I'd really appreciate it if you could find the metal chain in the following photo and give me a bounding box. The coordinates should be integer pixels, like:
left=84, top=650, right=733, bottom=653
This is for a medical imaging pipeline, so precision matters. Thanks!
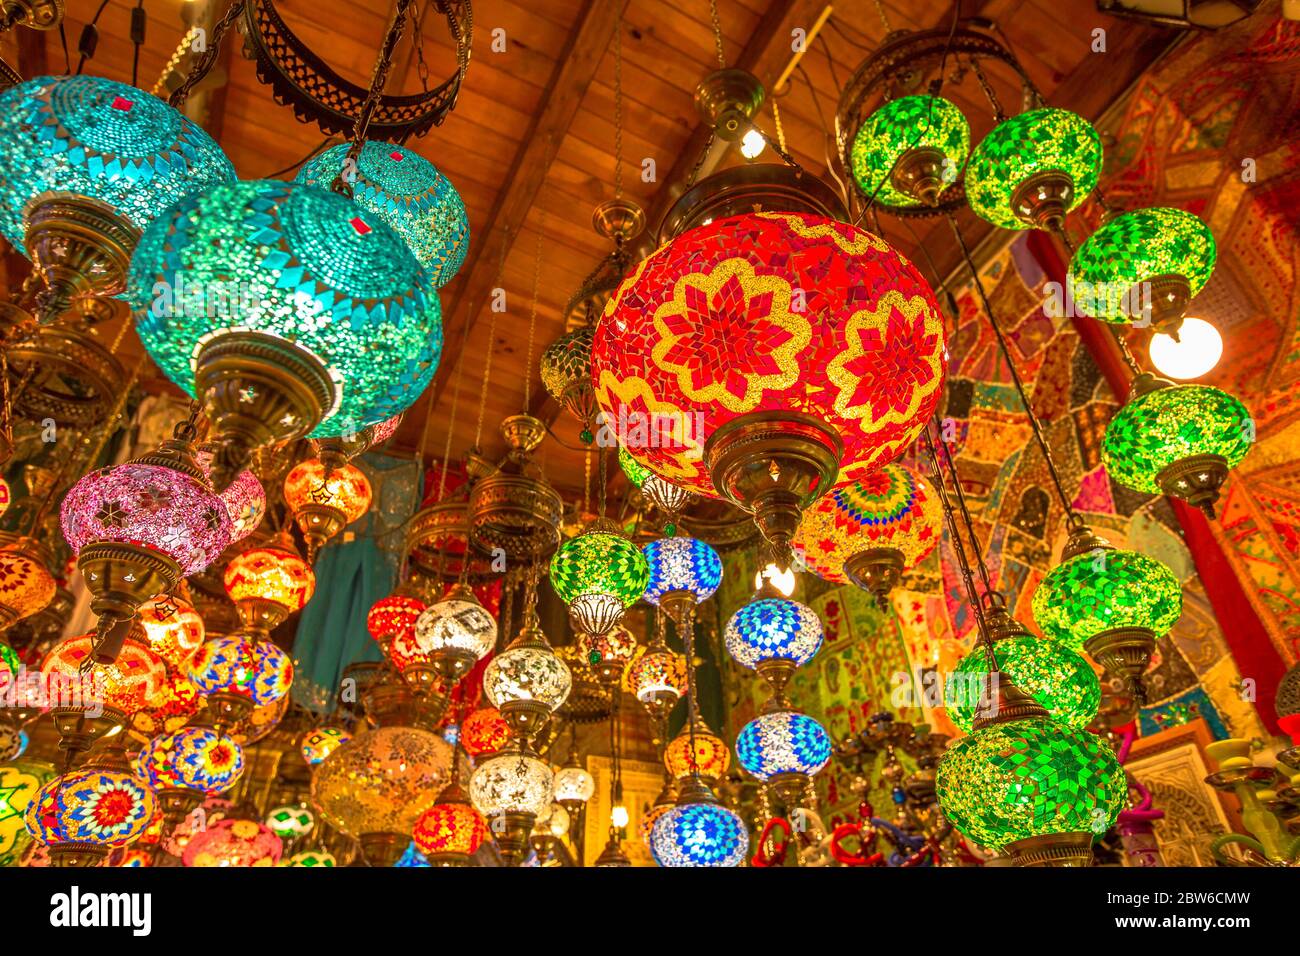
left=872, top=0, right=892, bottom=33
left=969, top=56, right=1007, bottom=124
left=522, top=226, right=543, bottom=411
left=410, top=0, right=431, bottom=93
left=473, top=237, right=511, bottom=449
left=707, top=0, right=726, bottom=67
left=168, top=0, right=245, bottom=109
left=1109, top=325, right=1143, bottom=379
left=931, top=413, right=996, bottom=599
left=771, top=97, right=787, bottom=154
left=613, top=6, right=624, bottom=199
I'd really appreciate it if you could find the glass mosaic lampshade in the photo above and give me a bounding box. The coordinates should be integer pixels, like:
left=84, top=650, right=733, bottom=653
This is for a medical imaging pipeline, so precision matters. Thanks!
left=25, top=757, right=159, bottom=865
left=412, top=585, right=497, bottom=679
left=626, top=643, right=688, bottom=709
left=138, top=593, right=205, bottom=669
left=540, top=326, right=597, bottom=435
left=1068, top=207, right=1216, bottom=329
left=42, top=631, right=167, bottom=719
left=642, top=536, right=723, bottom=607
left=944, top=635, right=1101, bottom=734
left=724, top=597, right=823, bottom=671
left=735, top=710, right=832, bottom=782
left=0, top=758, right=56, bottom=868
left=935, top=717, right=1126, bottom=861
left=619, top=444, right=653, bottom=488
left=266, top=804, right=315, bottom=841
left=649, top=799, right=748, bottom=868
left=286, top=850, right=336, bottom=867
left=0, top=75, right=235, bottom=318
left=129, top=179, right=444, bottom=483
left=592, top=211, right=947, bottom=501
left=0, top=535, right=56, bottom=632
left=218, top=470, right=266, bottom=545
left=300, top=726, right=351, bottom=766
left=553, top=765, right=596, bottom=805
left=129, top=668, right=201, bottom=740
left=483, top=631, right=572, bottom=723
left=850, top=94, right=970, bottom=208
left=664, top=724, right=732, bottom=783
left=367, top=590, right=426, bottom=646
left=965, top=108, right=1103, bottom=231
left=576, top=623, right=638, bottom=682
left=550, top=528, right=650, bottom=636
left=459, top=707, right=511, bottom=758
left=187, top=636, right=294, bottom=708
left=295, top=140, right=469, bottom=288
left=469, top=751, right=554, bottom=819
left=1102, top=378, right=1252, bottom=519
left=282, top=458, right=373, bottom=559
left=182, top=818, right=282, bottom=867
left=412, top=797, right=489, bottom=865
left=140, top=726, right=245, bottom=796
left=224, top=534, right=316, bottom=616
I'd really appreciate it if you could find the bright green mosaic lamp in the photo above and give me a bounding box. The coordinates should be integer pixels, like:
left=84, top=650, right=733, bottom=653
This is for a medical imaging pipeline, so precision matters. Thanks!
left=619, top=444, right=691, bottom=524
left=966, top=107, right=1102, bottom=231
left=550, top=522, right=650, bottom=637
left=1032, top=523, right=1182, bottom=705
left=1103, top=373, right=1253, bottom=519
left=619, top=445, right=652, bottom=489
left=849, top=94, right=970, bottom=209
left=945, top=603, right=1100, bottom=734
left=1069, top=207, right=1216, bottom=332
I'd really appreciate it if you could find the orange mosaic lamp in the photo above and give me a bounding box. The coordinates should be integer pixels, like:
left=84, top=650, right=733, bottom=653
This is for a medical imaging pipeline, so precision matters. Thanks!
left=223, top=530, right=315, bottom=641
left=663, top=722, right=731, bottom=785
left=0, top=534, right=56, bottom=634
left=282, top=457, right=372, bottom=561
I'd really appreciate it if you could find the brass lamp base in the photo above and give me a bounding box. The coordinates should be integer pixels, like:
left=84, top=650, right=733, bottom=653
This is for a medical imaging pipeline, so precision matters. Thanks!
left=77, top=541, right=182, bottom=664
left=24, top=192, right=140, bottom=324
left=693, top=68, right=765, bottom=141
left=1157, top=453, right=1229, bottom=520
left=891, top=146, right=948, bottom=206
left=705, top=410, right=843, bottom=558
left=155, top=787, right=204, bottom=827
left=844, top=547, right=905, bottom=609
left=1005, top=831, right=1095, bottom=867
left=1084, top=626, right=1157, bottom=706
left=638, top=690, right=681, bottom=725
left=1143, top=273, right=1192, bottom=335
left=1010, top=170, right=1077, bottom=232
left=755, top=658, right=796, bottom=705
left=194, top=331, right=335, bottom=490
left=593, top=835, right=632, bottom=867
left=570, top=593, right=625, bottom=638
left=592, top=197, right=646, bottom=244
left=659, top=163, right=848, bottom=244
left=432, top=646, right=479, bottom=685
left=234, top=597, right=291, bottom=642
left=295, top=502, right=348, bottom=562
left=358, top=831, right=409, bottom=868
left=49, top=842, right=111, bottom=868
left=427, top=851, right=472, bottom=867
left=500, top=699, right=552, bottom=743
left=495, top=811, right=537, bottom=865
left=767, top=771, right=808, bottom=811
left=49, top=706, right=126, bottom=767
left=203, top=691, right=256, bottom=732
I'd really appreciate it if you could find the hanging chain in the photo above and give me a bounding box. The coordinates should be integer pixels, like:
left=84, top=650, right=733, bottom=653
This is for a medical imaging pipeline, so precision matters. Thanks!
left=473, top=237, right=511, bottom=449
left=409, top=0, right=432, bottom=93
left=331, top=0, right=415, bottom=195
left=771, top=97, right=787, bottom=155
left=872, top=0, right=892, bottom=32
left=1109, top=325, right=1143, bottom=379
left=582, top=445, right=592, bottom=518
left=613, top=6, right=624, bottom=199
left=969, top=57, right=1007, bottom=124
left=434, top=350, right=465, bottom=505
left=522, top=226, right=543, bottom=411
left=168, top=0, right=244, bottom=109
left=931, top=415, right=997, bottom=599
left=707, top=0, right=726, bottom=68
left=597, top=445, right=608, bottom=519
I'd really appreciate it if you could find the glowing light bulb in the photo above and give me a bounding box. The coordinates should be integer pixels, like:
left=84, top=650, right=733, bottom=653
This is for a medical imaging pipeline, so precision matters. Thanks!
left=740, top=127, right=766, bottom=160
left=611, top=804, right=629, bottom=829
left=1149, top=317, right=1223, bottom=380
left=754, top=562, right=796, bottom=597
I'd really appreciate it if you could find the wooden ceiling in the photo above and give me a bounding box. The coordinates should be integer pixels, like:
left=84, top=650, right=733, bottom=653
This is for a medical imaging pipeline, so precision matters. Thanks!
left=1, top=0, right=1176, bottom=500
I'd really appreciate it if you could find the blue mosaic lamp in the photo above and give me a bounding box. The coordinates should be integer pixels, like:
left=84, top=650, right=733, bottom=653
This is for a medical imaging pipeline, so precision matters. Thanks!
left=735, top=710, right=832, bottom=808
left=295, top=141, right=469, bottom=289
left=642, top=534, right=723, bottom=633
left=129, top=179, right=443, bottom=486
left=649, top=785, right=749, bottom=868
left=0, top=75, right=234, bottom=322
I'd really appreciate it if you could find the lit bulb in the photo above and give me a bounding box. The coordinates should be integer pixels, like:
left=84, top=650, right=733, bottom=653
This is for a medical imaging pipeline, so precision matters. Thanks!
left=754, top=562, right=795, bottom=597
left=611, top=805, right=629, bottom=829
left=1149, top=316, right=1223, bottom=380
left=740, top=127, right=766, bottom=160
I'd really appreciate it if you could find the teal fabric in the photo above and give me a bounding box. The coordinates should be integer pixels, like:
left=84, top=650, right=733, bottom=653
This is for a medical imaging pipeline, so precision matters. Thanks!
left=290, top=450, right=421, bottom=713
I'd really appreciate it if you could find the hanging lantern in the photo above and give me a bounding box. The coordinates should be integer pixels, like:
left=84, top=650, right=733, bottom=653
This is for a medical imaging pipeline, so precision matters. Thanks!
left=553, top=760, right=596, bottom=813
left=541, top=325, right=599, bottom=439
left=468, top=415, right=563, bottom=563
left=218, top=470, right=267, bottom=546
left=619, top=445, right=691, bottom=521
left=311, top=726, right=454, bottom=867
left=129, top=668, right=202, bottom=741
left=550, top=523, right=649, bottom=638
left=24, top=743, right=158, bottom=867
left=0, top=534, right=56, bottom=633
left=1102, top=373, right=1252, bottom=519
left=137, top=593, right=206, bottom=670
left=367, top=584, right=426, bottom=654
left=182, top=818, right=282, bottom=867
left=129, top=180, right=444, bottom=486
left=576, top=622, right=638, bottom=684
left=296, top=140, right=468, bottom=288
left=663, top=723, right=731, bottom=785
left=187, top=636, right=294, bottom=725
left=266, top=805, right=315, bottom=842
left=626, top=640, right=688, bottom=722
left=850, top=94, right=970, bottom=208
left=1031, top=524, right=1181, bottom=703
left=60, top=417, right=232, bottom=663
left=285, top=850, right=336, bottom=867
left=300, top=726, right=351, bottom=766
left=468, top=748, right=554, bottom=865
left=641, top=535, right=722, bottom=633
left=593, top=210, right=947, bottom=554
left=412, top=583, right=497, bottom=685
left=0, top=75, right=234, bottom=323
left=965, top=108, right=1103, bottom=231
left=282, top=458, right=373, bottom=560
left=793, top=464, right=942, bottom=605
left=460, top=707, right=511, bottom=759
left=1068, top=207, right=1216, bottom=334
left=222, top=531, right=315, bottom=640
left=735, top=710, right=832, bottom=806
left=412, top=777, right=489, bottom=867
left=482, top=618, right=571, bottom=741
left=139, top=727, right=244, bottom=825
left=649, top=783, right=748, bottom=868
left=724, top=597, right=824, bottom=693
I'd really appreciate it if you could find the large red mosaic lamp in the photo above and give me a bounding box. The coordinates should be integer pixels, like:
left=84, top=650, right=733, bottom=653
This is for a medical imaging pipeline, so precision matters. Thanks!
left=592, top=165, right=947, bottom=560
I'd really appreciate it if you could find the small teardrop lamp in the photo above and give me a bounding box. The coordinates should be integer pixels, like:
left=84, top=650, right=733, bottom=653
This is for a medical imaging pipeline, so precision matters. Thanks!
left=282, top=457, right=373, bottom=561
left=60, top=410, right=232, bottom=664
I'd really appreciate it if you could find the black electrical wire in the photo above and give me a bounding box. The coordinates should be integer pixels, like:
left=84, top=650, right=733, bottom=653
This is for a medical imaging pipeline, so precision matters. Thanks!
left=74, top=0, right=114, bottom=76
left=130, top=1, right=146, bottom=88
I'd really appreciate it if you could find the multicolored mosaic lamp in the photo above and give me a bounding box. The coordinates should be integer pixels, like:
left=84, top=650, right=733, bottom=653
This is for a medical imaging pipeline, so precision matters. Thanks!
left=724, top=596, right=823, bottom=698
left=576, top=622, right=638, bottom=684
left=793, top=463, right=941, bottom=606
left=182, top=817, right=282, bottom=868
left=460, top=707, right=511, bottom=759
left=0, top=75, right=235, bottom=323
left=1102, top=373, right=1253, bottom=519
left=592, top=211, right=947, bottom=554
left=140, top=726, right=244, bottom=824
left=965, top=108, right=1103, bottom=231
left=412, top=764, right=489, bottom=867
left=137, top=592, right=205, bottom=670
left=61, top=414, right=232, bottom=664
left=0, top=534, right=56, bottom=633
left=541, top=326, right=598, bottom=440
left=1031, top=523, right=1182, bottom=704
left=649, top=788, right=749, bottom=868
left=1068, top=207, right=1216, bottom=333
left=641, top=534, right=722, bottom=633
left=619, top=443, right=693, bottom=523
left=0, top=758, right=56, bottom=868
left=367, top=584, right=426, bottom=654
left=266, top=804, right=315, bottom=842
left=626, top=631, right=689, bottom=723
left=296, top=140, right=468, bottom=288
left=300, top=726, right=351, bottom=766
left=129, top=179, right=444, bottom=486
left=187, top=636, right=294, bottom=725
left=735, top=709, right=832, bottom=805
left=282, top=457, right=373, bottom=560
left=550, top=524, right=650, bottom=637
left=483, top=616, right=571, bottom=742
left=850, top=94, right=970, bottom=208
left=222, top=531, right=315, bottom=642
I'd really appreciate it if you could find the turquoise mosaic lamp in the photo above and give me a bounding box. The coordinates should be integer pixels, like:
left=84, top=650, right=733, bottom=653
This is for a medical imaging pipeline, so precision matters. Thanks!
left=296, top=141, right=469, bottom=289
left=0, top=75, right=234, bottom=322
left=1103, top=373, right=1253, bottom=519
left=850, top=94, right=970, bottom=208
left=966, top=107, right=1102, bottom=231
left=129, top=179, right=443, bottom=486
left=1068, top=207, right=1216, bottom=333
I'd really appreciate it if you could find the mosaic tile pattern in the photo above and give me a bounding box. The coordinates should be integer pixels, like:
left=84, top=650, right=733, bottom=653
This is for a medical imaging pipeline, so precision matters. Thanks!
left=850, top=94, right=970, bottom=207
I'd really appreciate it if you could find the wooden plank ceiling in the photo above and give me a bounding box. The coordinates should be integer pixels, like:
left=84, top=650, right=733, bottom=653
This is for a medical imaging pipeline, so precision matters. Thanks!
left=3, top=0, right=1172, bottom=501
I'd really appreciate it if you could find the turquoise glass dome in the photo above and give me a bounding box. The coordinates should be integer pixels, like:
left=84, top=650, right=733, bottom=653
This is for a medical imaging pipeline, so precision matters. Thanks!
left=129, top=179, right=443, bottom=438
left=0, top=75, right=234, bottom=251
left=296, top=141, right=469, bottom=289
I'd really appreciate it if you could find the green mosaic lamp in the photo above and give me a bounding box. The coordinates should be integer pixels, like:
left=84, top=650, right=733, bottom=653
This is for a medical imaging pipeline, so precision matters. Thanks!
left=945, top=602, right=1100, bottom=734
left=549, top=521, right=650, bottom=637
left=1069, top=207, right=1216, bottom=333
left=1031, top=523, right=1182, bottom=704
left=0, top=75, right=235, bottom=323
left=1103, top=373, right=1253, bottom=519
left=619, top=445, right=692, bottom=524
left=849, top=94, right=970, bottom=208
left=965, top=107, right=1102, bottom=231
left=129, top=179, right=443, bottom=488
left=619, top=445, right=652, bottom=488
